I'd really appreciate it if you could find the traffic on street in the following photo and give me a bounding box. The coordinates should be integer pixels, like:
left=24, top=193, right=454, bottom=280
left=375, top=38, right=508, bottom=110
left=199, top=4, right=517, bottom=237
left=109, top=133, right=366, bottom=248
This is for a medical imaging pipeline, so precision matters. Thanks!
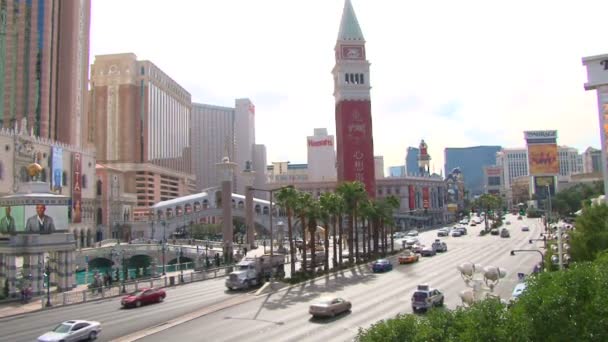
left=0, top=214, right=543, bottom=342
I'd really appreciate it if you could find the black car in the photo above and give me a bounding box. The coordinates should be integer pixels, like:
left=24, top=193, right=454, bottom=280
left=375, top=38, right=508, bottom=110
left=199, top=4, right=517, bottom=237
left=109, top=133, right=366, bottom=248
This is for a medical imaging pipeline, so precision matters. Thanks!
left=420, top=246, right=437, bottom=257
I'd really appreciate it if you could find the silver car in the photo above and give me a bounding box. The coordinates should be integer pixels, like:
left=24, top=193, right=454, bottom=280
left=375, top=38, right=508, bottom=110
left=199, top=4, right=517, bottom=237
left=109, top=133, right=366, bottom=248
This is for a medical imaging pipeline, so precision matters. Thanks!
left=309, top=297, right=352, bottom=317
left=38, top=320, right=101, bottom=342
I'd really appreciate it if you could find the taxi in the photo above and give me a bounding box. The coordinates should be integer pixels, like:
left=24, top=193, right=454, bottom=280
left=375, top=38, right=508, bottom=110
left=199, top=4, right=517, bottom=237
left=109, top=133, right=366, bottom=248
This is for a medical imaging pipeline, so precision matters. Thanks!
left=398, top=250, right=419, bottom=264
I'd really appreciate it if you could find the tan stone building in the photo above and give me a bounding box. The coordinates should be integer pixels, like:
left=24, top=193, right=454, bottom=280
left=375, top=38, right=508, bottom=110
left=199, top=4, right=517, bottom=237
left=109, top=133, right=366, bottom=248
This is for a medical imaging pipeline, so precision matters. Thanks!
left=0, top=0, right=91, bottom=148
left=89, top=53, right=196, bottom=220
left=0, top=127, right=97, bottom=248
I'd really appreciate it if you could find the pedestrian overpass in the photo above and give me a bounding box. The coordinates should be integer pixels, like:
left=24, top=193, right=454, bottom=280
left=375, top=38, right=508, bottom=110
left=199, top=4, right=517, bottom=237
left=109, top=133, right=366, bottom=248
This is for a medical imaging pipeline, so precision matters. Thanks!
left=114, top=187, right=288, bottom=241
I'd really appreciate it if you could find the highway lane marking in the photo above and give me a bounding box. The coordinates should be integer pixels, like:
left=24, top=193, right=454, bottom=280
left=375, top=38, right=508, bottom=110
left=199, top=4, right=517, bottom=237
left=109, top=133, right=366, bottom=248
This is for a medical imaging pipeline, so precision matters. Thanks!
left=109, top=293, right=260, bottom=342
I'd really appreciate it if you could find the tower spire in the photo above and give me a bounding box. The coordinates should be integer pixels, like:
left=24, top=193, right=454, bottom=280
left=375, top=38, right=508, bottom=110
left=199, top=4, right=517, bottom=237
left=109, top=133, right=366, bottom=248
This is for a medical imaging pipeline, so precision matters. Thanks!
left=337, top=0, right=365, bottom=42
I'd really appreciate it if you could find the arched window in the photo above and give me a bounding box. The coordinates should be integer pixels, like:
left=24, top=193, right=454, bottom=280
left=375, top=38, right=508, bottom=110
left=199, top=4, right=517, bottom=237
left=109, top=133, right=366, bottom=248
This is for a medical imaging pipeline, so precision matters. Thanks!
left=0, top=161, right=4, bottom=180
left=20, top=166, right=28, bottom=182
left=96, top=180, right=102, bottom=196
left=40, top=168, right=47, bottom=182
left=97, top=208, right=103, bottom=225
left=62, top=171, right=68, bottom=186
left=82, top=174, right=87, bottom=189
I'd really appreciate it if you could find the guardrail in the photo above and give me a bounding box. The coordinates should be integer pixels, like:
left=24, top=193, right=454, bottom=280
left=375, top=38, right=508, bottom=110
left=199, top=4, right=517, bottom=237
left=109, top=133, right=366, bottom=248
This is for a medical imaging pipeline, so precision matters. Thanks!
left=40, top=265, right=235, bottom=309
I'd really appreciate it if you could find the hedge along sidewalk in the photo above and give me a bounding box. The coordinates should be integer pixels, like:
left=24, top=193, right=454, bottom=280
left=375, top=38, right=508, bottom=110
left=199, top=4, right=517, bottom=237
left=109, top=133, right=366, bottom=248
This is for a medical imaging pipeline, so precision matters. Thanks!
left=0, top=265, right=234, bottom=319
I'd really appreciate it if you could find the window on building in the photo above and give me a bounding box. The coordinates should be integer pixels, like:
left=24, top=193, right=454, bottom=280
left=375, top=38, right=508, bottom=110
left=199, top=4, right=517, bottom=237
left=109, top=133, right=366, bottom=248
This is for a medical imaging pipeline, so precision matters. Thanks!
left=62, top=171, right=68, bottom=186
left=82, top=174, right=87, bottom=189
left=0, top=161, right=4, bottom=180
left=96, top=180, right=102, bottom=196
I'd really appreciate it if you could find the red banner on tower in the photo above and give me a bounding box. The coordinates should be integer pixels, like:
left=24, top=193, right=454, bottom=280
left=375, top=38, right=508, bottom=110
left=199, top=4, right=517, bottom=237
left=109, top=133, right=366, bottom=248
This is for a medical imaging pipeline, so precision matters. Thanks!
left=335, top=101, right=376, bottom=197
left=422, top=187, right=430, bottom=209
left=408, top=185, right=415, bottom=210
left=71, top=153, right=82, bottom=223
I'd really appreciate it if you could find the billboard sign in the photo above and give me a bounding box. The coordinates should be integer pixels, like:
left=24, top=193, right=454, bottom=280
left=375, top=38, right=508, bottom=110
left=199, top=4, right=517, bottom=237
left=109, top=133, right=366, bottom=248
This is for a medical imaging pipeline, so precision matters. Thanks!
left=52, top=147, right=63, bottom=191
left=307, top=138, right=333, bottom=147
left=408, top=185, right=415, bottom=210
left=0, top=204, right=68, bottom=236
left=524, top=130, right=558, bottom=140
left=72, top=153, right=82, bottom=223
left=528, top=143, right=559, bottom=175
left=422, top=187, right=430, bottom=209
left=600, top=86, right=608, bottom=184
left=534, top=176, right=556, bottom=203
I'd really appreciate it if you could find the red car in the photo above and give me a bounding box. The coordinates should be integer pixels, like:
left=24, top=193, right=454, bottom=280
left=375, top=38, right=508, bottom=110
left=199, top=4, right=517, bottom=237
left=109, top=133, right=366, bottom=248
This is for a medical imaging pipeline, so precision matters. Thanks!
left=121, top=288, right=166, bottom=308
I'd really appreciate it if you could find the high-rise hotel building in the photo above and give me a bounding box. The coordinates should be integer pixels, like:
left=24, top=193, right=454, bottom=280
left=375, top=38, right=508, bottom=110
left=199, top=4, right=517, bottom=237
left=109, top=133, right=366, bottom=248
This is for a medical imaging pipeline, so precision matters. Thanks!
left=0, top=0, right=91, bottom=147
left=89, top=53, right=195, bottom=220
left=191, top=99, right=266, bottom=196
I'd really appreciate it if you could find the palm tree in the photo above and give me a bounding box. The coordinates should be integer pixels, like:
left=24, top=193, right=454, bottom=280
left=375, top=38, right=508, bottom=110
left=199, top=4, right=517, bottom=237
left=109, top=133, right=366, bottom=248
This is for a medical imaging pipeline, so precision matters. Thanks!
left=472, top=194, right=503, bottom=231
left=358, top=199, right=374, bottom=260
left=275, top=186, right=298, bottom=276
left=305, top=199, right=322, bottom=273
left=383, top=196, right=400, bottom=253
left=319, top=192, right=339, bottom=271
left=336, top=181, right=367, bottom=264
left=294, top=191, right=313, bottom=273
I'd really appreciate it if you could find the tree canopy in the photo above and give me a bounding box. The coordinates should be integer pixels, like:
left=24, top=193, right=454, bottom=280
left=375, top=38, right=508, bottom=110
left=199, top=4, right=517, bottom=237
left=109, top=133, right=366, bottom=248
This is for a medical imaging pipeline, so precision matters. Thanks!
left=357, top=255, right=608, bottom=341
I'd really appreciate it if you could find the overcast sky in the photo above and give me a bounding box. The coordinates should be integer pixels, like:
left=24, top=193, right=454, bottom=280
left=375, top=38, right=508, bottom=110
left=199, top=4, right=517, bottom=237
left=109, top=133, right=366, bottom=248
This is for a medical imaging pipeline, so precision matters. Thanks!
left=90, top=0, right=607, bottom=175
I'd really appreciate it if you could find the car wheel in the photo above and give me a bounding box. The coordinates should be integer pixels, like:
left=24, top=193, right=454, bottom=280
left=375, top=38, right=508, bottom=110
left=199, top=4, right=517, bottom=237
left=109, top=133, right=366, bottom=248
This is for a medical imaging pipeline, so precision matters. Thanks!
left=157, top=295, right=164, bottom=303
left=439, top=298, right=444, bottom=306
left=89, top=331, right=98, bottom=340
left=135, top=300, right=142, bottom=308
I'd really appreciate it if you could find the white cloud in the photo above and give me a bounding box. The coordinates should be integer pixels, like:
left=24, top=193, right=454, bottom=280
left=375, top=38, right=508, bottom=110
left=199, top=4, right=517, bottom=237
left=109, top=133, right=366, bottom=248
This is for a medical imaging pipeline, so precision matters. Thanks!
left=90, top=0, right=607, bottom=175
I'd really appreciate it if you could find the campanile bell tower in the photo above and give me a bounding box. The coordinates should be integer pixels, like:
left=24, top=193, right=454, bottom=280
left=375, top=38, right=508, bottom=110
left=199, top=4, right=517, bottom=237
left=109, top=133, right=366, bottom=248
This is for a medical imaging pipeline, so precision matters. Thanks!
left=332, top=0, right=376, bottom=197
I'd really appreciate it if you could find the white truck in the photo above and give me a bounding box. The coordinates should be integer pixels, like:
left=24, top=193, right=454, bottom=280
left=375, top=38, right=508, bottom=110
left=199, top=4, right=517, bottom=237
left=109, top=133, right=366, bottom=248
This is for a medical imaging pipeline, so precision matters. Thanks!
left=225, top=254, right=286, bottom=290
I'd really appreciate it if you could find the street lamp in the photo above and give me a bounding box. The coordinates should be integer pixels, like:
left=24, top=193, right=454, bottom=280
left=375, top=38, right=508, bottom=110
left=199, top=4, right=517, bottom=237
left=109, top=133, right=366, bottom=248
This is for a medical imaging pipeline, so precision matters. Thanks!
left=510, top=249, right=545, bottom=272
left=44, top=256, right=54, bottom=307
left=529, top=236, right=547, bottom=249
left=457, top=262, right=507, bottom=306
left=112, top=248, right=127, bottom=293
left=178, top=247, right=184, bottom=283
left=162, top=220, right=166, bottom=276
left=249, top=185, right=293, bottom=257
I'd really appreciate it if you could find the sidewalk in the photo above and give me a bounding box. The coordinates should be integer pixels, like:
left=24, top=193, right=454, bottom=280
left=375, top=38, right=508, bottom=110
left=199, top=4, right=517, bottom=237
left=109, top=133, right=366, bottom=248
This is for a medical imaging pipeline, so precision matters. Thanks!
left=0, top=269, right=189, bottom=319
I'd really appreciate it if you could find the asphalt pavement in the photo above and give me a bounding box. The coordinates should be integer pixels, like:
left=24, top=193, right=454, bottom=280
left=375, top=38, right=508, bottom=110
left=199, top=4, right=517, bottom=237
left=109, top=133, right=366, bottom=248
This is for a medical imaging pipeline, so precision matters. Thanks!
left=141, top=215, right=544, bottom=342
left=1, top=214, right=543, bottom=342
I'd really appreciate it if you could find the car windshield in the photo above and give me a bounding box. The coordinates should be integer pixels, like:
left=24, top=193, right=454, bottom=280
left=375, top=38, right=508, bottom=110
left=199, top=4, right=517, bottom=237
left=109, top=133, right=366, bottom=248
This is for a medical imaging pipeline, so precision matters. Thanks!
left=131, top=290, right=145, bottom=296
left=413, top=292, right=428, bottom=301
left=376, top=259, right=388, bottom=264
left=53, top=323, right=72, bottom=333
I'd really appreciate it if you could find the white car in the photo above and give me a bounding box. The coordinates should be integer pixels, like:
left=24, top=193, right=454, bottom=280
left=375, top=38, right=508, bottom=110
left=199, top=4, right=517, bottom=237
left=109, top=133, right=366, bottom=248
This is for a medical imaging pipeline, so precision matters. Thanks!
left=38, top=320, right=101, bottom=342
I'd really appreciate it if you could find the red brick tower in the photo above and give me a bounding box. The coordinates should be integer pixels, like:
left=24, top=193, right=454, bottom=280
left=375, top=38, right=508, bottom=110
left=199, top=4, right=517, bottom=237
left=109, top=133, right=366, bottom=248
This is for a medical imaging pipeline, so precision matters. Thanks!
left=332, top=0, right=376, bottom=197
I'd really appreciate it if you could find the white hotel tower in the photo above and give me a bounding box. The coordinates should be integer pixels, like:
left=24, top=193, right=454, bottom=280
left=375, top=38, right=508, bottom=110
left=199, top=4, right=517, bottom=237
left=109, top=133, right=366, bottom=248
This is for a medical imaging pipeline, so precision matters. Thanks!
left=307, top=128, right=337, bottom=182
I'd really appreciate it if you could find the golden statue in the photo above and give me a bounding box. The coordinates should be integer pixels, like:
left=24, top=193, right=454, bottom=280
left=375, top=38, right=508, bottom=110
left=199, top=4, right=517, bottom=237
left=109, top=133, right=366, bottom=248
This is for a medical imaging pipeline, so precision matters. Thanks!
left=27, top=163, right=43, bottom=178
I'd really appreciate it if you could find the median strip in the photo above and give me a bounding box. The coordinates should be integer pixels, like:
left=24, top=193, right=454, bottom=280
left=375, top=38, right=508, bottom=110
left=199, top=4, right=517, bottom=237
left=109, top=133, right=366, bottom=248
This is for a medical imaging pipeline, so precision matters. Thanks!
left=110, top=294, right=259, bottom=342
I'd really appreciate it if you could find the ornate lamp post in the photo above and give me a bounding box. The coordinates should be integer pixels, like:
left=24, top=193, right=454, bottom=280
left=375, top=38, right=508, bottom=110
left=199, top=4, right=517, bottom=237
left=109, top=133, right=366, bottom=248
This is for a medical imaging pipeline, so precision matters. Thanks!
left=112, top=248, right=127, bottom=293
left=511, top=249, right=545, bottom=272
left=457, top=262, right=507, bottom=306
left=162, top=220, right=167, bottom=275
left=44, top=256, right=55, bottom=307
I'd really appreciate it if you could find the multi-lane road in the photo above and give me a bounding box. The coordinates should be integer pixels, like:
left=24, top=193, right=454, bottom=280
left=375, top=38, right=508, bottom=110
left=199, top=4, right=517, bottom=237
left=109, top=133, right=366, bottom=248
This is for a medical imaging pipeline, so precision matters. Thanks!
left=1, top=215, right=544, bottom=342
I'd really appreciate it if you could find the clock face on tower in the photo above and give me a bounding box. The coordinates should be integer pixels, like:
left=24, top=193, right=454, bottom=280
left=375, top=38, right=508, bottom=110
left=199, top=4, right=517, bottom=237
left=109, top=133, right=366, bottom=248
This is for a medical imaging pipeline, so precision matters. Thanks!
left=342, top=46, right=364, bottom=60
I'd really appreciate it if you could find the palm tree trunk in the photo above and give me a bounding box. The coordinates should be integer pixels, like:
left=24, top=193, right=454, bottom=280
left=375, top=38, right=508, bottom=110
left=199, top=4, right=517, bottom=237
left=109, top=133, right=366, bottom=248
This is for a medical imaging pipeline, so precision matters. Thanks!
left=390, top=224, right=394, bottom=253
left=354, top=208, right=359, bottom=263
left=348, top=214, right=354, bottom=264
left=361, top=216, right=366, bottom=259
left=373, top=219, right=379, bottom=258
left=300, top=215, right=307, bottom=273
left=287, top=209, right=295, bottom=276
left=332, top=215, right=337, bottom=268
left=367, top=219, right=372, bottom=259
left=324, top=219, right=330, bottom=271
left=338, top=215, right=343, bottom=266
left=309, top=220, right=316, bottom=274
